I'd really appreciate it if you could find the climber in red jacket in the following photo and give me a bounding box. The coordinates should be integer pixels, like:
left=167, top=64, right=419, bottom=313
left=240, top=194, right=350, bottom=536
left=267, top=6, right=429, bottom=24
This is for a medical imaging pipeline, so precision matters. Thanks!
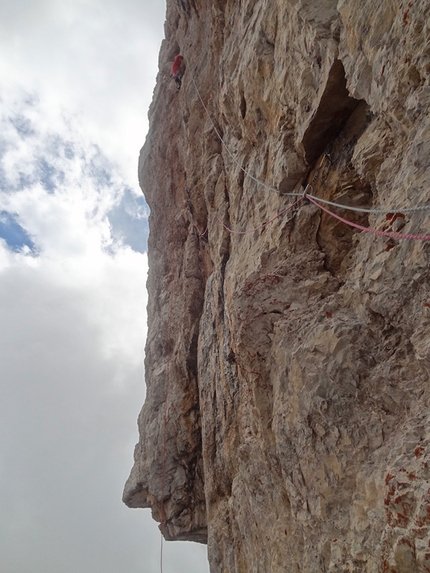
left=172, top=54, right=185, bottom=90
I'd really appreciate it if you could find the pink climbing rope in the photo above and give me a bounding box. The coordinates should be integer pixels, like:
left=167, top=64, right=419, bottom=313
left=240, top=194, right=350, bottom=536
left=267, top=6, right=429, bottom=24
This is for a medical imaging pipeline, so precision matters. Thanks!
left=217, top=197, right=304, bottom=235
left=307, top=195, right=430, bottom=241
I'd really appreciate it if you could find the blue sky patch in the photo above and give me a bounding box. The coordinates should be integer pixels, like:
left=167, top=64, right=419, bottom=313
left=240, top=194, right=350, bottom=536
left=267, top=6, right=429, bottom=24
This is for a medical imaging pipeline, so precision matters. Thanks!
left=9, top=113, right=37, bottom=139
left=37, top=157, right=63, bottom=192
left=107, top=188, right=149, bottom=254
left=85, top=146, right=113, bottom=187
left=0, top=211, right=37, bottom=254
left=63, top=142, right=75, bottom=160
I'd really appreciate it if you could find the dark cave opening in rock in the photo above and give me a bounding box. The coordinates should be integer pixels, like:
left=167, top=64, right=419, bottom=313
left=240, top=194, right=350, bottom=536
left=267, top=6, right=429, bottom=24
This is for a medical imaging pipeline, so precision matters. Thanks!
left=302, top=59, right=362, bottom=166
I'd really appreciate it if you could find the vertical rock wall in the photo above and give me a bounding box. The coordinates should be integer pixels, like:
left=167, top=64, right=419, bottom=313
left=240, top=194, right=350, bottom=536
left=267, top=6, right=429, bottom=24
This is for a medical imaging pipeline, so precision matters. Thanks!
left=124, top=0, right=430, bottom=570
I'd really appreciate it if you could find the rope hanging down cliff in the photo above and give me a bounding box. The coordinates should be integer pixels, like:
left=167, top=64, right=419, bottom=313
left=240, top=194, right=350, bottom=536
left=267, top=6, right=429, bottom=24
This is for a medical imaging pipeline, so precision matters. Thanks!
left=188, top=73, right=430, bottom=238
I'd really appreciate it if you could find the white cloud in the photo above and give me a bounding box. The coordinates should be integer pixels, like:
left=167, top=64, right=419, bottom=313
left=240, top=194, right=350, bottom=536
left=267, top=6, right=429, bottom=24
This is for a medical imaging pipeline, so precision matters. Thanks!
left=0, top=2, right=210, bottom=572
left=0, top=237, right=154, bottom=573
left=0, top=0, right=163, bottom=184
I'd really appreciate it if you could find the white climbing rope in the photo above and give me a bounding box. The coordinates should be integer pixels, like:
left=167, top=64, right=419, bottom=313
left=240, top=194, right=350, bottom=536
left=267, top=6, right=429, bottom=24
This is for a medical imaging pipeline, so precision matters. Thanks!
left=307, top=193, right=430, bottom=215
left=190, top=74, right=430, bottom=216
left=191, top=75, right=302, bottom=198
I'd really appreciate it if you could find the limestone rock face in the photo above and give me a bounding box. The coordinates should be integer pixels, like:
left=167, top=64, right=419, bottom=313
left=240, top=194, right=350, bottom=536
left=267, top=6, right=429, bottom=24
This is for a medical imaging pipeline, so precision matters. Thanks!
left=123, top=0, right=430, bottom=570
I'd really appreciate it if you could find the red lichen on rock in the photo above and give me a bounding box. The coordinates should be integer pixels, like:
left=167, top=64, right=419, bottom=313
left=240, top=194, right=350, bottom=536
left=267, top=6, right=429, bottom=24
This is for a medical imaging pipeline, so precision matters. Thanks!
left=415, top=446, right=425, bottom=458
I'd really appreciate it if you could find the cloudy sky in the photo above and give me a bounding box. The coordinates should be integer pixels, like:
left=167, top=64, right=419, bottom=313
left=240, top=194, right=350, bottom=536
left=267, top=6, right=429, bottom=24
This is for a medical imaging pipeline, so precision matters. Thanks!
left=0, top=1, right=208, bottom=572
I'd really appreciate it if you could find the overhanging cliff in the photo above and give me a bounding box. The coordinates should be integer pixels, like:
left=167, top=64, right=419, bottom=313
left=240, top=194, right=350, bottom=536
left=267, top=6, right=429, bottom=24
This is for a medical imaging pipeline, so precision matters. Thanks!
left=123, top=1, right=430, bottom=571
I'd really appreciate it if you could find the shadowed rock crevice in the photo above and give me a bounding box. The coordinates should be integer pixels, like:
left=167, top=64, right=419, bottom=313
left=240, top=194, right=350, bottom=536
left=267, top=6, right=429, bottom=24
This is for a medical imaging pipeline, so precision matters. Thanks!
left=310, top=100, right=374, bottom=277
left=302, top=59, right=361, bottom=166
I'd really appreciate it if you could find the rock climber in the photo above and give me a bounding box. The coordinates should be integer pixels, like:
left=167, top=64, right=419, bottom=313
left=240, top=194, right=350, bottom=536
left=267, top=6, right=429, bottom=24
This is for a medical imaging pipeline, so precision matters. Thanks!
left=172, top=54, right=185, bottom=90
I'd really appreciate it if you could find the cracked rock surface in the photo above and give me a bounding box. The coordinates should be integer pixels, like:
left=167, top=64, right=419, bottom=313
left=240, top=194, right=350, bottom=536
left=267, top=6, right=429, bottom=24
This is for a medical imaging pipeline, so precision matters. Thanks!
left=123, top=0, right=430, bottom=571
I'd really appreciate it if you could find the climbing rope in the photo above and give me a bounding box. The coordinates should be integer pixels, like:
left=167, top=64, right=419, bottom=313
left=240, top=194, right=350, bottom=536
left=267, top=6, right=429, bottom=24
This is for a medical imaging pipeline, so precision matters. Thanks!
left=191, top=76, right=302, bottom=198
left=307, top=192, right=430, bottom=215
left=191, top=73, right=430, bottom=221
left=306, top=194, right=430, bottom=241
